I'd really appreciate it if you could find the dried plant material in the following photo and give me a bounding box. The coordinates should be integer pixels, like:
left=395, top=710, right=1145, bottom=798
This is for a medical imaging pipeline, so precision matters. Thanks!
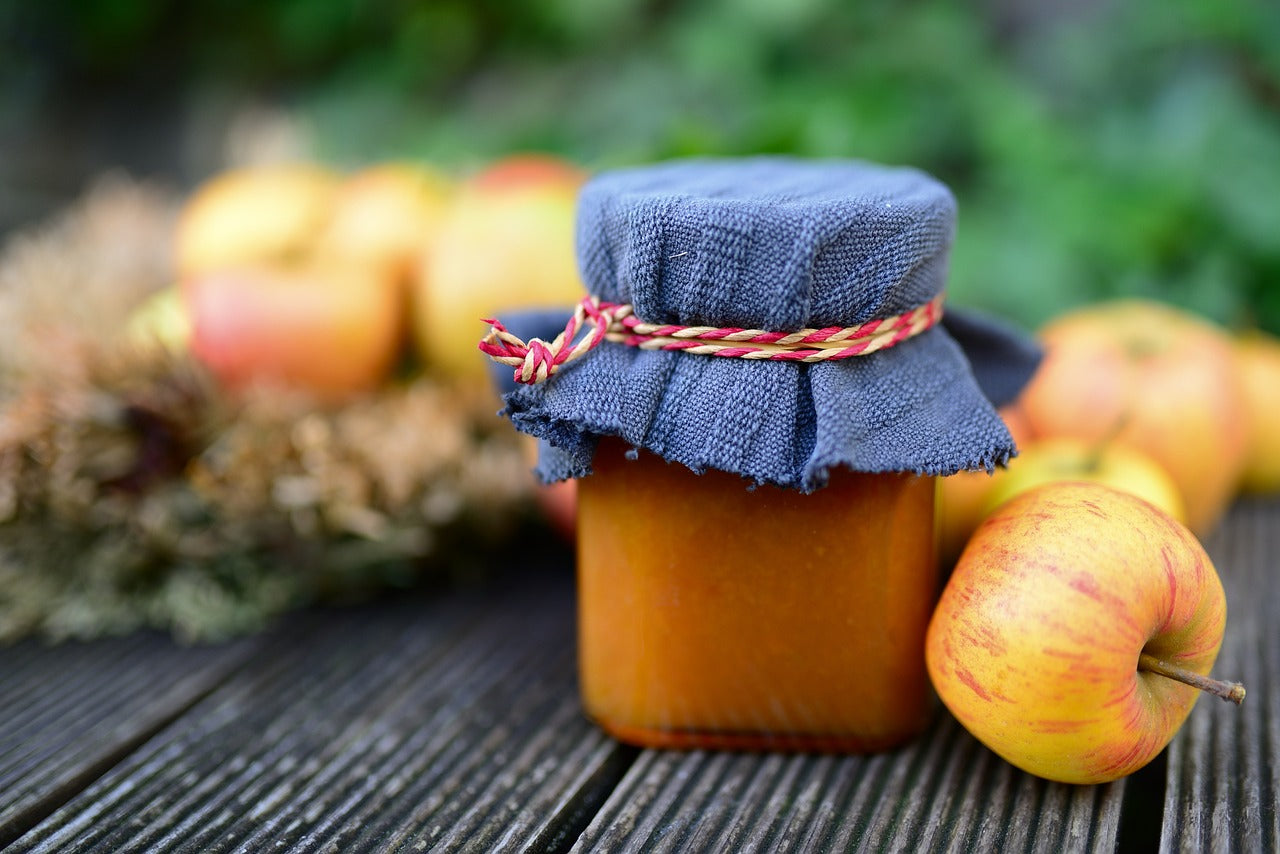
left=0, top=174, right=178, bottom=389
left=0, top=177, right=539, bottom=643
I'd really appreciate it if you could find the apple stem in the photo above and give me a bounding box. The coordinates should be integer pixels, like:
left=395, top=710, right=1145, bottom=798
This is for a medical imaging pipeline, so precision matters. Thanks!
left=1138, top=653, right=1246, bottom=704
left=1084, top=411, right=1131, bottom=473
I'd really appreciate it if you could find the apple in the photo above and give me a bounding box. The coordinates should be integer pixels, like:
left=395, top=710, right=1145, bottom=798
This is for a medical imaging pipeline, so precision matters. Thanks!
left=322, top=162, right=454, bottom=287
left=412, top=154, right=588, bottom=382
left=175, top=164, right=340, bottom=276
left=1234, top=330, right=1280, bottom=494
left=936, top=404, right=1034, bottom=568
left=927, top=481, right=1243, bottom=785
left=185, top=265, right=403, bottom=400
left=536, top=475, right=577, bottom=540
left=514, top=435, right=577, bottom=540
left=124, top=284, right=192, bottom=356
left=981, top=436, right=1186, bottom=523
left=467, top=153, right=586, bottom=193
left=1020, top=300, right=1247, bottom=535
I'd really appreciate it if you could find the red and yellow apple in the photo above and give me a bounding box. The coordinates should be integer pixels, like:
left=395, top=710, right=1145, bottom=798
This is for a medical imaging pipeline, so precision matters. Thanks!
left=537, top=478, right=577, bottom=540
left=467, top=153, right=586, bottom=193
left=124, top=284, right=192, bottom=356
left=927, top=481, right=1241, bottom=785
left=1234, top=330, right=1280, bottom=494
left=515, top=435, right=577, bottom=540
left=981, top=436, right=1186, bottom=523
left=184, top=265, right=402, bottom=401
left=322, top=162, right=454, bottom=286
left=1020, top=300, right=1247, bottom=536
left=412, top=154, right=588, bottom=381
left=175, top=164, right=340, bottom=276
left=936, top=404, right=1034, bottom=567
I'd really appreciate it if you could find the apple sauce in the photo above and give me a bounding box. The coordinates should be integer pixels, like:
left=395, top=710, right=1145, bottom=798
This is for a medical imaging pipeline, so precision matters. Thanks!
left=576, top=436, right=938, bottom=752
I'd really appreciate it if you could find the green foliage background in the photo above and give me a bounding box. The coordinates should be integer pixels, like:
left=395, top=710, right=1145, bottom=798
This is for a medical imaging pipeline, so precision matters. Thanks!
left=9, top=0, right=1280, bottom=332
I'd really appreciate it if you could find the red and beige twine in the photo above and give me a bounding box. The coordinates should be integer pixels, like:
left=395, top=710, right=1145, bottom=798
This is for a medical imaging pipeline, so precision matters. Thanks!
left=479, top=295, right=945, bottom=385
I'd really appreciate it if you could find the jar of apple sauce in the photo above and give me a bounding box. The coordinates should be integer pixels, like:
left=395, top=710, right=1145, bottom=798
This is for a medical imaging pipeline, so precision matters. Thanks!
left=481, top=157, right=1039, bottom=753
left=577, top=436, right=937, bottom=751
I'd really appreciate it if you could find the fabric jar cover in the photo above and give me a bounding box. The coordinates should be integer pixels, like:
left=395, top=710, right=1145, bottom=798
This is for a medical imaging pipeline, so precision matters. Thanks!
left=497, top=157, right=1040, bottom=492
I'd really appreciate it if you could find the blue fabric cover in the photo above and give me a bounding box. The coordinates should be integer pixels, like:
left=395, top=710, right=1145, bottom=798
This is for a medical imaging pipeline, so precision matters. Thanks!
left=496, top=157, right=1040, bottom=491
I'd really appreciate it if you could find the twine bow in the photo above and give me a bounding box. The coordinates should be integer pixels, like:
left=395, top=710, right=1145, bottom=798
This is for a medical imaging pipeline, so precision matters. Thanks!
left=479, top=298, right=632, bottom=385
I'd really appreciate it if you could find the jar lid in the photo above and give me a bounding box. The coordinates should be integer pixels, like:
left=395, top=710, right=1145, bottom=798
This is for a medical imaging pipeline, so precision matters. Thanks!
left=497, top=157, right=1039, bottom=490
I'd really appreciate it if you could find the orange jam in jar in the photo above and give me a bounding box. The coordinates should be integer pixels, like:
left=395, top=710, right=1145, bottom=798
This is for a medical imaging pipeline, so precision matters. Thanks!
left=576, top=437, right=938, bottom=752
left=481, top=158, right=1036, bottom=754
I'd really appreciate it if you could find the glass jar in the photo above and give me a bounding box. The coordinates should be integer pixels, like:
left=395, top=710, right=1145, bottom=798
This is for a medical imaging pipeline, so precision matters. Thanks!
left=576, top=436, right=938, bottom=752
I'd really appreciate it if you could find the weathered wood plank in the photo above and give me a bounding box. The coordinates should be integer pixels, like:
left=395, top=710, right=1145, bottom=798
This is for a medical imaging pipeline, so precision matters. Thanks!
left=1161, top=498, right=1280, bottom=853
left=7, top=561, right=632, bottom=853
left=0, top=632, right=255, bottom=848
left=572, top=712, right=1125, bottom=853
left=6, top=499, right=1274, bottom=852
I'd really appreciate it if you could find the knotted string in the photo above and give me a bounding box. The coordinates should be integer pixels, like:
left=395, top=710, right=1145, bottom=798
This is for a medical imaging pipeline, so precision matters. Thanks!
left=479, top=295, right=944, bottom=385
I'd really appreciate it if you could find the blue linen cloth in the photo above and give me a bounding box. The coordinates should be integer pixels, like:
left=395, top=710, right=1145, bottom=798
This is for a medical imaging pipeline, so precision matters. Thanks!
left=494, top=157, right=1040, bottom=491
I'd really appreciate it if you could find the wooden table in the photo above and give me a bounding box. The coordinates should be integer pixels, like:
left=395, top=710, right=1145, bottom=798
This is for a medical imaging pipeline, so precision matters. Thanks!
left=2, top=499, right=1276, bottom=853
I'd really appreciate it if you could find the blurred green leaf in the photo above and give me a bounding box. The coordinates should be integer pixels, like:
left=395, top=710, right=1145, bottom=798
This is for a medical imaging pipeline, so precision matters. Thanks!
left=10, top=0, right=1280, bottom=332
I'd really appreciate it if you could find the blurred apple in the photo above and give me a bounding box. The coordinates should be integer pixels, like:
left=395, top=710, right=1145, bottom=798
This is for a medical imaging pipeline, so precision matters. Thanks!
left=124, top=284, right=191, bottom=356
left=413, top=154, right=588, bottom=382
left=322, top=163, right=454, bottom=286
left=175, top=164, right=340, bottom=276
left=981, top=437, right=1186, bottom=522
left=927, top=481, right=1242, bottom=785
left=936, top=404, right=1033, bottom=568
left=1234, top=330, right=1280, bottom=494
left=517, top=435, right=577, bottom=540
left=185, top=265, right=402, bottom=401
left=1020, top=300, right=1247, bottom=535
left=467, top=154, right=586, bottom=193
left=537, top=478, right=578, bottom=540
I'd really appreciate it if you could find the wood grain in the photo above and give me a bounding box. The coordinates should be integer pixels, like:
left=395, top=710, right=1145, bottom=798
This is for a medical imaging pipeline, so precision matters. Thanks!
left=1161, top=497, right=1280, bottom=853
